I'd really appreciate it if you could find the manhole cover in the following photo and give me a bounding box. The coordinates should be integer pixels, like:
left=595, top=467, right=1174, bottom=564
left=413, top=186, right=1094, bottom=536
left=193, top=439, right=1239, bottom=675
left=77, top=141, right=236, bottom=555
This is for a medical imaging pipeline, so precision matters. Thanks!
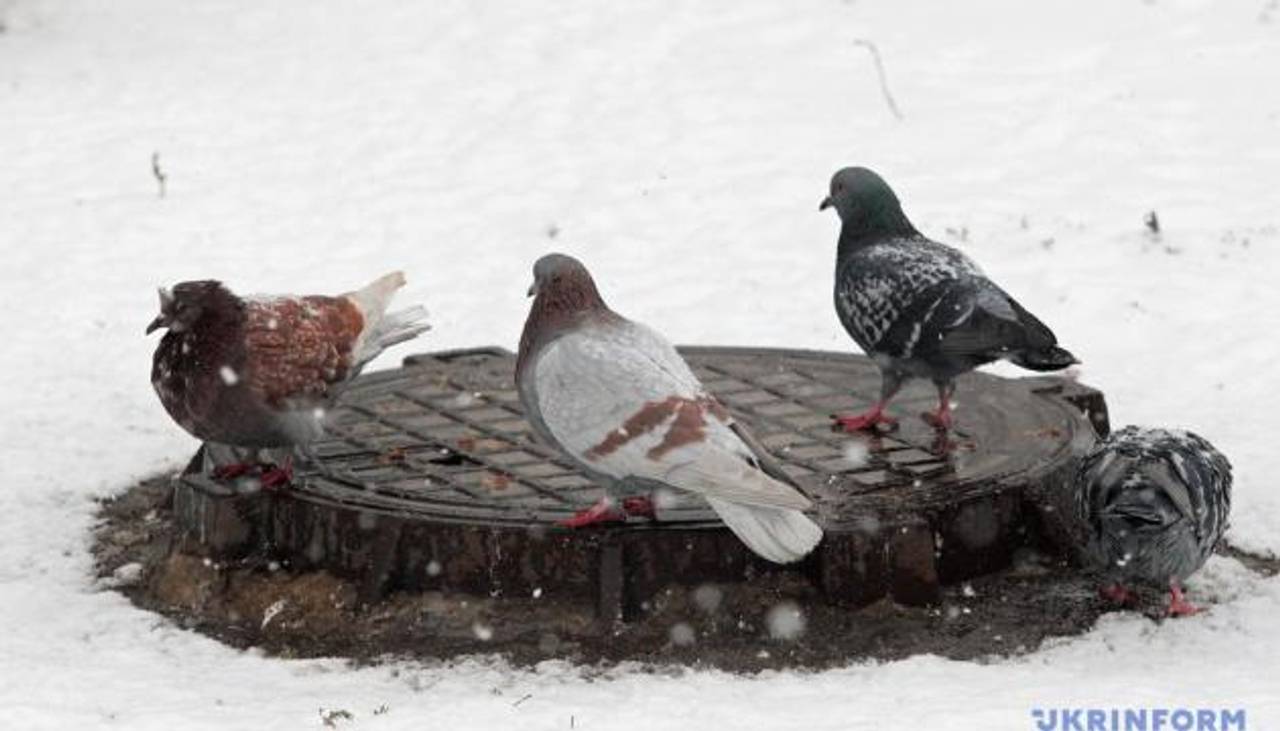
left=172, top=346, right=1107, bottom=620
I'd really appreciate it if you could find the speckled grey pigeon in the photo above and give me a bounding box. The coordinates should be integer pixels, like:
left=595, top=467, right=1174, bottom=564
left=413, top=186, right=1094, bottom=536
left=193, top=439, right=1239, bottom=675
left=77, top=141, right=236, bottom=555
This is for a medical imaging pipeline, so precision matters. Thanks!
left=820, top=167, right=1077, bottom=432
left=515, top=253, right=823, bottom=564
left=148, top=272, right=429, bottom=485
left=1074, top=426, right=1232, bottom=616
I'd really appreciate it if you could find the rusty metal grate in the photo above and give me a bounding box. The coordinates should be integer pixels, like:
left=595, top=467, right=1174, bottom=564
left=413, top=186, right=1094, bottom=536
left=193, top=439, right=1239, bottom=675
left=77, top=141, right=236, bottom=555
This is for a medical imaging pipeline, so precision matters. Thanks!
left=174, top=346, right=1107, bottom=614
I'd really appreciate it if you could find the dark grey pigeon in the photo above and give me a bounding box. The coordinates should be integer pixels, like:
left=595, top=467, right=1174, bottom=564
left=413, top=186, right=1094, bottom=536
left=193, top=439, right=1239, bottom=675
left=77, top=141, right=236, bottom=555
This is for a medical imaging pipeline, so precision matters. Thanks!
left=515, top=253, right=823, bottom=564
left=820, top=167, right=1077, bottom=432
left=1074, top=426, right=1231, bottom=616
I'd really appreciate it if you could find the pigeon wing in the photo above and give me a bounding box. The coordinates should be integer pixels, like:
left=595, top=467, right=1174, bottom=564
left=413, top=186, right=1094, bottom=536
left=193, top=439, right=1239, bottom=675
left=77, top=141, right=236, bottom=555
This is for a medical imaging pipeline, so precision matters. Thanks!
left=533, top=323, right=810, bottom=511
left=241, top=296, right=365, bottom=407
left=835, top=238, right=983, bottom=357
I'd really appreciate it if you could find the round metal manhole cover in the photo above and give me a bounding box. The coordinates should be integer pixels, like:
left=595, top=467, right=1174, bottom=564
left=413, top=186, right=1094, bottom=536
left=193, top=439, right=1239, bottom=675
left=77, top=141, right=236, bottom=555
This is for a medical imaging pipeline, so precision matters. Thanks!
left=173, top=346, right=1107, bottom=618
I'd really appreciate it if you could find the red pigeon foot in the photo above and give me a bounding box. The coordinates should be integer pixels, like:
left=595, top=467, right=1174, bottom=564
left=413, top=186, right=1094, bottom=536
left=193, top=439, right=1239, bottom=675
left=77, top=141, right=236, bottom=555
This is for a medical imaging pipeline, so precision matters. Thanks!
left=212, top=462, right=258, bottom=481
left=621, top=496, right=656, bottom=519
left=831, top=408, right=897, bottom=433
left=1166, top=583, right=1201, bottom=617
left=258, top=457, right=294, bottom=491
left=921, top=406, right=953, bottom=430
left=558, top=499, right=628, bottom=528
left=1099, top=583, right=1136, bottom=606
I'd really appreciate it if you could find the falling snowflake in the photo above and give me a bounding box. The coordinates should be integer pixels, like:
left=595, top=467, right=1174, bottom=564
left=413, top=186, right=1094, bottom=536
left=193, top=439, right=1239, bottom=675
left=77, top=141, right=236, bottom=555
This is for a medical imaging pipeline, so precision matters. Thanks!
left=472, top=621, right=494, bottom=641
left=693, top=584, right=723, bottom=614
left=218, top=365, right=239, bottom=386
left=426, top=560, right=442, bottom=577
left=653, top=488, right=680, bottom=510
left=111, top=562, right=143, bottom=586
left=852, top=514, right=881, bottom=536
left=261, top=599, right=287, bottom=629
left=669, top=622, right=696, bottom=647
left=841, top=440, right=871, bottom=468
left=765, top=602, right=806, bottom=641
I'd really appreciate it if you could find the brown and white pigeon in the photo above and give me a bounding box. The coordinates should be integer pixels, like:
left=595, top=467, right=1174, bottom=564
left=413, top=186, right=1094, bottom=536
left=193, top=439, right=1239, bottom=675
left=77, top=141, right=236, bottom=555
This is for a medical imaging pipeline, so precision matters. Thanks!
left=515, top=253, right=823, bottom=564
left=820, top=166, right=1078, bottom=433
left=147, top=272, right=429, bottom=484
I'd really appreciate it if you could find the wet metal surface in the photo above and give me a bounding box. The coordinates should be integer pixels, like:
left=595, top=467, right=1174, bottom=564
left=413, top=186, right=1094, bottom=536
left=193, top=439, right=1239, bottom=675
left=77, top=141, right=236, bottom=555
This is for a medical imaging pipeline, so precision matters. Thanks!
left=173, top=346, right=1108, bottom=617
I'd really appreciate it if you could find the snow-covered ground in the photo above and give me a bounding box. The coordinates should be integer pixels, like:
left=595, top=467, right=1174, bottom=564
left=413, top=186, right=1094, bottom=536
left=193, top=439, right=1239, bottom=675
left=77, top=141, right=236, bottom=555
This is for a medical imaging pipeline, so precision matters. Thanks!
left=2, top=0, right=1279, bottom=727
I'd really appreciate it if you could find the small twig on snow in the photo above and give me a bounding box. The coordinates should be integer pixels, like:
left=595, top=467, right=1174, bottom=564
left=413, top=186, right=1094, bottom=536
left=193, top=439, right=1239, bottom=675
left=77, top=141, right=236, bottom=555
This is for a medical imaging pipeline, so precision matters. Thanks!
left=151, top=151, right=167, bottom=198
left=852, top=39, right=905, bottom=121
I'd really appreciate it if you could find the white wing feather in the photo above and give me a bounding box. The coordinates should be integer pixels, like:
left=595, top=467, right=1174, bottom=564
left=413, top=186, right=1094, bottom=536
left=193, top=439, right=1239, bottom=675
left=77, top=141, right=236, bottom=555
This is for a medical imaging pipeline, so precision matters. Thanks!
left=534, top=322, right=811, bottom=511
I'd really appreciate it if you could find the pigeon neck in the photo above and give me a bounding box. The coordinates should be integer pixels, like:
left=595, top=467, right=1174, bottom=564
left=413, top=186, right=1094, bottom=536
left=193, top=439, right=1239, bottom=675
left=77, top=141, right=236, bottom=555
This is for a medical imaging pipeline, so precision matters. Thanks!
left=516, top=279, right=612, bottom=375
left=837, top=207, right=917, bottom=259
left=187, top=291, right=248, bottom=351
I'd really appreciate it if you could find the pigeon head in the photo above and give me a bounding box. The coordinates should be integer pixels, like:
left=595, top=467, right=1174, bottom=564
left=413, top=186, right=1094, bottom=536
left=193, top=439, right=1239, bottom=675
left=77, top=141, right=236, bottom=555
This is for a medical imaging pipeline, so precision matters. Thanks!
left=526, top=253, right=606, bottom=310
left=146, top=280, right=237, bottom=335
left=517, top=254, right=614, bottom=375
left=820, top=167, right=917, bottom=241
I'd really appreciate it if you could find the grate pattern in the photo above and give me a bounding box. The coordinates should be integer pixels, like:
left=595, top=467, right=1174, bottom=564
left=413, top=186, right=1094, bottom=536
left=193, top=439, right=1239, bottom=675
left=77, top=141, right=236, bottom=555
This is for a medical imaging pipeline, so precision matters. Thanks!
left=173, top=345, right=1107, bottom=612
left=225, top=346, right=1106, bottom=530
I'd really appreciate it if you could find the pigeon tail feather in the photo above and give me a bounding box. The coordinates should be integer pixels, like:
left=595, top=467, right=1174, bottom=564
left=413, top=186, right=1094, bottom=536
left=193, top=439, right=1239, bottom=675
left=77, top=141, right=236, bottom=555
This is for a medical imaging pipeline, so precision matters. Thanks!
left=1009, top=345, right=1078, bottom=372
left=357, top=305, right=430, bottom=367
left=704, top=497, right=822, bottom=564
left=344, top=272, right=430, bottom=366
left=346, top=271, right=407, bottom=323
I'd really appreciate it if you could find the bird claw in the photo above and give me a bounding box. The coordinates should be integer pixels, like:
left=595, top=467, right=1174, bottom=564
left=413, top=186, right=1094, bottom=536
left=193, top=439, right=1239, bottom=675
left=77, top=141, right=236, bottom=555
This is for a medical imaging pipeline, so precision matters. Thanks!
left=211, top=457, right=294, bottom=491
left=559, top=496, right=657, bottom=528
left=830, top=411, right=897, bottom=433
left=1099, top=583, right=1137, bottom=607
left=921, top=409, right=953, bottom=430
left=1166, top=585, right=1201, bottom=617
left=259, top=461, right=295, bottom=491
left=558, top=500, right=628, bottom=528
left=211, top=462, right=257, bottom=480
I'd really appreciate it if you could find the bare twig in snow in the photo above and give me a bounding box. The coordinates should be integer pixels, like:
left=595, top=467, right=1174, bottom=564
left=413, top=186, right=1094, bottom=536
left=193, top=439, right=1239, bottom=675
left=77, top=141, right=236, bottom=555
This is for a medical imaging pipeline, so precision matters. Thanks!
left=319, top=708, right=353, bottom=727
left=1144, top=210, right=1161, bottom=236
left=512, top=694, right=533, bottom=707
left=852, top=39, right=905, bottom=121
left=151, top=151, right=167, bottom=198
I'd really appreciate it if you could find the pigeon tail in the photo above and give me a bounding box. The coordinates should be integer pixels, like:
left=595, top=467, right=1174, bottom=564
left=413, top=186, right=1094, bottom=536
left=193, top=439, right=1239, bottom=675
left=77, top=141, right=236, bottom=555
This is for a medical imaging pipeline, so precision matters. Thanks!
left=357, top=305, right=430, bottom=368
left=346, top=271, right=408, bottom=321
left=704, top=497, right=822, bottom=564
left=1009, top=345, right=1078, bottom=372
left=344, top=272, right=430, bottom=366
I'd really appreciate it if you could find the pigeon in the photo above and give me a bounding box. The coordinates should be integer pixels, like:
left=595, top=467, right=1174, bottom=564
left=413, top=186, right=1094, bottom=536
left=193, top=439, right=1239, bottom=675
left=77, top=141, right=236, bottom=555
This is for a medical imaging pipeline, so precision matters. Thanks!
left=1074, top=426, right=1232, bottom=617
left=515, top=253, right=823, bottom=564
left=820, top=167, right=1078, bottom=432
left=148, top=272, right=429, bottom=485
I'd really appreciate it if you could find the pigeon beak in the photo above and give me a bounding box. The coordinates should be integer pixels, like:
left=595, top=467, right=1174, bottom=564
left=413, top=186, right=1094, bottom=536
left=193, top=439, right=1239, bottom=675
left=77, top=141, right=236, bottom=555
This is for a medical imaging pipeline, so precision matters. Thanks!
left=145, top=315, right=166, bottom=335
left=819, top=196, right=833, bottom=211
left=526, top=280, right=538, bottom=298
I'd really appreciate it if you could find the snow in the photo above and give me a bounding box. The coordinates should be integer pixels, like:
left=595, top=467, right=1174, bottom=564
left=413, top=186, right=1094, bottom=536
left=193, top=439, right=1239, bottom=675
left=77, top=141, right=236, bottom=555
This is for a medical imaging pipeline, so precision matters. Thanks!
left=765, top=602, right=808, bottom=642
left=2, top=0, right=1279, bottom=728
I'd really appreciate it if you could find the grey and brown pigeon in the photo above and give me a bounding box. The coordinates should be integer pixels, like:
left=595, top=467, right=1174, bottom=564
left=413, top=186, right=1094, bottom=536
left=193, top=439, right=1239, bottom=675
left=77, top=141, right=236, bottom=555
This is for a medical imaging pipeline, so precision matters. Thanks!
left=515, top=253, right=823, bottom=564
left=1074, top=426, right=1232, bottom=616
left=820, top=167, right=1077, bottom=432
left=148, top=272, right=429, bottom=485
